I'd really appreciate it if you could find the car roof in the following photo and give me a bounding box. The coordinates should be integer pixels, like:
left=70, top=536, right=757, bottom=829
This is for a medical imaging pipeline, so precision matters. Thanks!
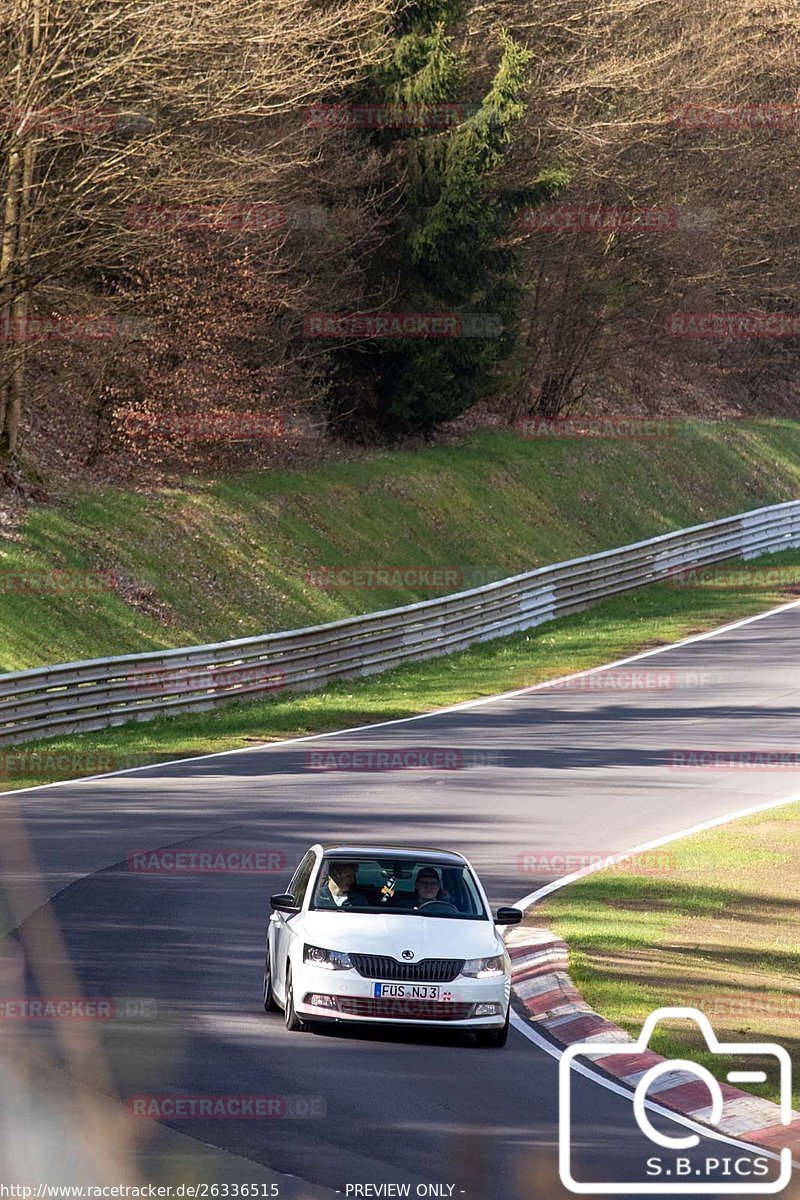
left=317, top=844, right=467, bottom=865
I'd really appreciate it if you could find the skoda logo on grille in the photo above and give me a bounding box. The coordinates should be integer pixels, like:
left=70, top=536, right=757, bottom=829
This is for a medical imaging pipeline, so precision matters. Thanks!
left=401, top=950, right=414, bottom=960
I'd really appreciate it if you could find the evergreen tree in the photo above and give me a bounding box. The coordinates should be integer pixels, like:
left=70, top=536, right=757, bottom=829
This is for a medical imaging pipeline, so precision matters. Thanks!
left=328, top=1, right=568, bottom=438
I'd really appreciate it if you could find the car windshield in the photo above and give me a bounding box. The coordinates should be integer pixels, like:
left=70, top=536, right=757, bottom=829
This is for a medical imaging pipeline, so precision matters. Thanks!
left=310, top=856, right=488, bottom=920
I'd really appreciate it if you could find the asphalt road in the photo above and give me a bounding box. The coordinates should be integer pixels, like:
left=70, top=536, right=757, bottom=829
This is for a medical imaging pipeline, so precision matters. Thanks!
left=2, top=601, right=800, bottom=1199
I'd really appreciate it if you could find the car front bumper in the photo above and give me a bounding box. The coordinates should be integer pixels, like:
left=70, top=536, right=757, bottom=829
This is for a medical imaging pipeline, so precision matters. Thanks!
left=295, top=964, right=510, bottom=1028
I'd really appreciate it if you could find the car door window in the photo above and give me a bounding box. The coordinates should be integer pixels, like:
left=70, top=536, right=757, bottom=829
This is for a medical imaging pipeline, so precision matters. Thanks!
left=288, top=850, right=316, bottom=907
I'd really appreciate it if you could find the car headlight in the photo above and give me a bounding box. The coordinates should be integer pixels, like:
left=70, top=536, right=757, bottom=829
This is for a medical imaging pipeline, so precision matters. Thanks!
left=461, top=955, right=505, bottom=978
left=303, top=944, right=353, bottom=971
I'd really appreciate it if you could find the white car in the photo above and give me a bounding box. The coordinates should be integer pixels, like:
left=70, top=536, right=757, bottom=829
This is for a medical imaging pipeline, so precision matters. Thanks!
left=263, top=843, right=522, bottom=1047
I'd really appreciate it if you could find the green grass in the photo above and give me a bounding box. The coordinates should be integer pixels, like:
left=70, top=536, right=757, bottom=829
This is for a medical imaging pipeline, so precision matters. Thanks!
left=3, top=418, right=800, bottom=671
left=5, top=421, right=800, bottom=1120
left=5, top=547, right=800, bottom=795
left=538, top=799, right=800, bottom=1108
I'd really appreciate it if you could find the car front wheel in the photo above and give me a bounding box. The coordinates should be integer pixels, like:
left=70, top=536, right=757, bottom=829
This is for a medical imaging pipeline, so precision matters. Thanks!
left=284, top=965, right=304, bottom=1032
left=263, top=946, right=280, bottom=1013
left=475, top=1010, right=509, bottom=1048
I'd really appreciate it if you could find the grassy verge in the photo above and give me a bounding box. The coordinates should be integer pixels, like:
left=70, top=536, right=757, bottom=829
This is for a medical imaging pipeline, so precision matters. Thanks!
left=5, top=549, right=800, bottom=797
left=538, top=797, right=800, bottom=1109
left=3, top=419, right=800, bottom=672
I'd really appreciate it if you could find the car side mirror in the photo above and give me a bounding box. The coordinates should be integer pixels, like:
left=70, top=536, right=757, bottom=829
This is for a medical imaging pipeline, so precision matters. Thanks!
left=495, top=906, right=522, bottom=926
left=270, top=892, right=300, bottom=913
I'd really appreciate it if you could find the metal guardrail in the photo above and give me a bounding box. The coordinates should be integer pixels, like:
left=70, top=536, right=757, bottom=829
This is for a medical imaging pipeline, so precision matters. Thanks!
left=2, top=500, right=799, bottom=745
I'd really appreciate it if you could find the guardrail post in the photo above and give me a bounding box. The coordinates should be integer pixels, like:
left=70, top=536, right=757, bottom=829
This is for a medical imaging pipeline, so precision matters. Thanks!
left=0, top=500, right=797, bottom=746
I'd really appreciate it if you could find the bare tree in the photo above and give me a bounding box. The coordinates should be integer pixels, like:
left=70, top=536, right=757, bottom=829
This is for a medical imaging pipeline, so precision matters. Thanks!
left=479, top=0, right=800, bottom=417
left=0, top=0, right=394, bottom=460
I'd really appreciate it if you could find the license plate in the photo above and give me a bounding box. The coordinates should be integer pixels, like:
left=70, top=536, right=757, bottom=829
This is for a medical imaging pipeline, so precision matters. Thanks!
left=373, top=983, right=441, bottom=1000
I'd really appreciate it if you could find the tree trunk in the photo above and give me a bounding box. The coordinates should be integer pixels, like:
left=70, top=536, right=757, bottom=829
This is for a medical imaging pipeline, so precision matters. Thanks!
left=1, top=0, right=40, bottom=459
left=0, top=143, right=22, bottom=450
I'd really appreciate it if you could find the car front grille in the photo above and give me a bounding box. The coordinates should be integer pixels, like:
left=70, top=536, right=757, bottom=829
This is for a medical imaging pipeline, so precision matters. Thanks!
left=336, top=997, right=473, bottom=1021
left=349, top=954, right=464, bottom=983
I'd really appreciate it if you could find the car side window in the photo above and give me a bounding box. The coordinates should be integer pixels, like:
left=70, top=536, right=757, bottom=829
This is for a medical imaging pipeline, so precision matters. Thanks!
left=288, top=851, right=316, bottom=907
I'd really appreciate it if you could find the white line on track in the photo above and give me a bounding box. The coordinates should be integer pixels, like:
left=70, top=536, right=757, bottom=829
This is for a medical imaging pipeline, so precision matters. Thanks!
left=5, top=594, right=800, bottom=797
left=510, top=763, right=800, bottom=1157
left=515, top=788, right=800, bottom=910
left=7, top=592, right=800, bottom=1168
left=508, top=1010, right=783, bottom=1160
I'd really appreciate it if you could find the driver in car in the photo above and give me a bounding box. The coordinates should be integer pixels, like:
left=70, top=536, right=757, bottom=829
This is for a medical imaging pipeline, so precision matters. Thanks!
left=414, top=865, right=445, bottom=906
left=391, top=865, right=454, bottom=910
left=314, top=861, right=371, bottom=909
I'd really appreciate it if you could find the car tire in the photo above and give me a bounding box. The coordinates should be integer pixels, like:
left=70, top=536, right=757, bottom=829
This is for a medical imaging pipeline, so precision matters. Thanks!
left=263, top=946, right=280, bottom=1013
left=475, top=1010, right=509, bottom=1048
left=284, top=965, right=304, bottom=1032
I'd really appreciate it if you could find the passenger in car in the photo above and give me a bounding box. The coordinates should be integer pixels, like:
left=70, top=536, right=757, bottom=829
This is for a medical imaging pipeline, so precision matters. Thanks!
left=314, top=861, right=372, bottom=909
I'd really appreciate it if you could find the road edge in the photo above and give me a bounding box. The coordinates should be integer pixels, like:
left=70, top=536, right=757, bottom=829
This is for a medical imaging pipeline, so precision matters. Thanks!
left=509, top=786, right=800, bottom=1167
